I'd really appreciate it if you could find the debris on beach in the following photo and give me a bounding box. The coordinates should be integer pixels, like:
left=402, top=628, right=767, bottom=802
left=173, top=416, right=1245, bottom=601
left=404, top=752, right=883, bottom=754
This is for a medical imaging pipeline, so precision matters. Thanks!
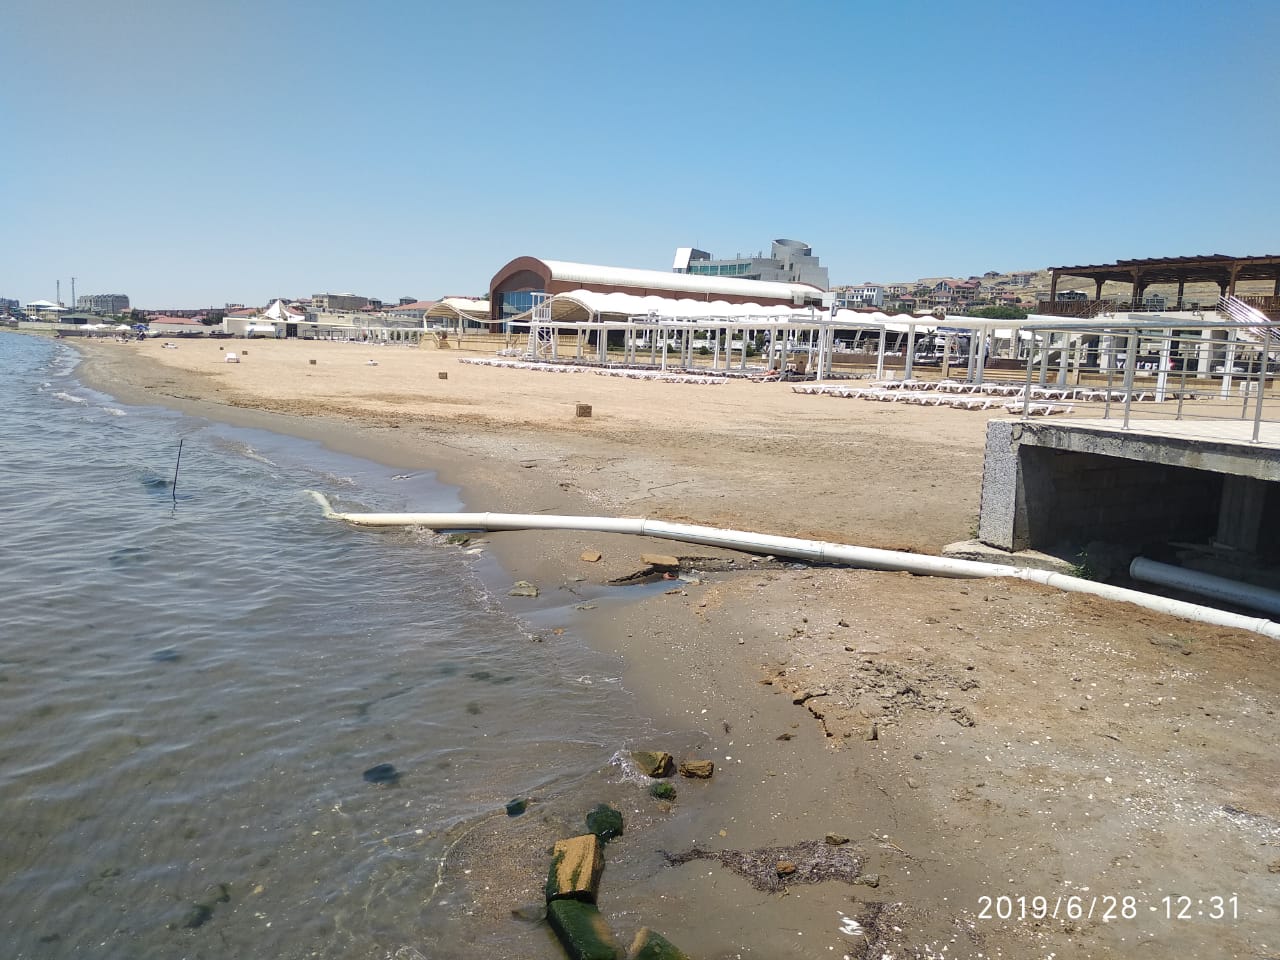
left=640, top=553, right=680, bottom=569
left=167, top=882, right=230, bottom=930
left=580, top=550, right=602, bottom=562
left=630, top=750, right=674, bottom=777
left=649, top=782, right=677, bottom=801
left=662, top=838, right=865, bottom=893
left=546, top=899, right=620, bottom=960
left=510, top=902, right=546, bottom=923
left=361, top=762, right=400, bottom=785
left=769, top=656, right=982, bottom=738
left=175, top=902, right=213, bottom=930
left=540, top=805, right=692, bottom=960
left=678, top=759, right=714, bottom=779
left=629, top=927, right=693, bottom=960
left=840, top=901, right=985, bottom=960
left=508, top=580, right=539, bottom=597
left=585, top=803, right=624, bottom=843
left=546, top=834, right=604, bottom=903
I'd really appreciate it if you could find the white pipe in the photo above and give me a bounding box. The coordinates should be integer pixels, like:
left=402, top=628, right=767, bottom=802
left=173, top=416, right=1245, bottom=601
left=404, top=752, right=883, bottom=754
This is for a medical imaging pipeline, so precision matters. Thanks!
left=1130, top=556, right=1280, bottom=618
left=306, top=492, right=1280, bottom=640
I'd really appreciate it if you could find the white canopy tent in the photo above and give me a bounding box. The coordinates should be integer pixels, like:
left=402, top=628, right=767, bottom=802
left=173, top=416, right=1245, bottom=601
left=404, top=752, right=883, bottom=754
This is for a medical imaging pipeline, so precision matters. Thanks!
left=506, top=290, right=1034, bottom=381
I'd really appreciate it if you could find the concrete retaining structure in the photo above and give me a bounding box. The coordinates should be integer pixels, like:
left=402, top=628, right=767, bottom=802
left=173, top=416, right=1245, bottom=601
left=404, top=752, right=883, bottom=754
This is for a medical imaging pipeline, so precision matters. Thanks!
left=979, top=418, right=1280, bottom=558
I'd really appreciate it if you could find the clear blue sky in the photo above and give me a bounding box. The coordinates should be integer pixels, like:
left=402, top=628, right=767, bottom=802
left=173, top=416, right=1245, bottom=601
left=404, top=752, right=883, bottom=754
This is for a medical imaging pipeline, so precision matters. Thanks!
left=3, top=0, right=1277, bottom=308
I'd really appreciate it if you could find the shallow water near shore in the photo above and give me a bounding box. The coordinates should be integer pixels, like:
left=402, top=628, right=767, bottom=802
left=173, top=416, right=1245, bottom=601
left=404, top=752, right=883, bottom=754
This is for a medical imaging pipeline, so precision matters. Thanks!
left=0, top=332, right=657, bottom=958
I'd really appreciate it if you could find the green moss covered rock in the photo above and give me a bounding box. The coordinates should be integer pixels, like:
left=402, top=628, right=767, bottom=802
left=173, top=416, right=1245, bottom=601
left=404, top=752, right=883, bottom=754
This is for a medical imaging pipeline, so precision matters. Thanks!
left=628, top=926, right=692, bottom=960
left=586, top=803, right=624, bottom=843
left=547, top=899, right=622, bottom=960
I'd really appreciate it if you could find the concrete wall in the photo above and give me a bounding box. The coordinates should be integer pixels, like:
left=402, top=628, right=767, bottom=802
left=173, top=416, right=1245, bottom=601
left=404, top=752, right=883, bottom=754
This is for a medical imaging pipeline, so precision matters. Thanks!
left=1014, top=446, right=1222, bottom=550
left=980, top=419, right=1279, bottom=558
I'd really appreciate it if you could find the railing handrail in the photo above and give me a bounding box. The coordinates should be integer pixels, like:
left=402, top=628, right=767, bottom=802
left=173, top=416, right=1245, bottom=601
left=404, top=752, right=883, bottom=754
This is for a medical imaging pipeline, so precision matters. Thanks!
left=1218, top=295, right=1279, bottom=347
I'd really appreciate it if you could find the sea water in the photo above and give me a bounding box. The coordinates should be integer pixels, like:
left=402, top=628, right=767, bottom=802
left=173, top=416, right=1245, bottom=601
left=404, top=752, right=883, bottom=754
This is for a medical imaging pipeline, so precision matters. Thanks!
left=0, top=332, right=653, bottom=958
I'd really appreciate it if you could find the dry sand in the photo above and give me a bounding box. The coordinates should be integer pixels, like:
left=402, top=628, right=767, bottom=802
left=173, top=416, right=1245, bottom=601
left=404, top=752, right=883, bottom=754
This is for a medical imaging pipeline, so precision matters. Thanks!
left=72, top=336, right=1280, bottom=959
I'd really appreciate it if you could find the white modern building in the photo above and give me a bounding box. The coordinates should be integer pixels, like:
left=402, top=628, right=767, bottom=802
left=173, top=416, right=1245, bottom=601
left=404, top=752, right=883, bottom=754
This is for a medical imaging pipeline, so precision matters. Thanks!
left=672, top=239, right=829, bottom=290
left=835, top=284, right=885, bottom=309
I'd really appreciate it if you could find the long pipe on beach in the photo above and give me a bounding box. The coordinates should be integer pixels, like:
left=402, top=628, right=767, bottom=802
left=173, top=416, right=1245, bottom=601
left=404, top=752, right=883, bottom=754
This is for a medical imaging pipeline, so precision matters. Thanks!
left=306, top=492, right=1280, bottom=641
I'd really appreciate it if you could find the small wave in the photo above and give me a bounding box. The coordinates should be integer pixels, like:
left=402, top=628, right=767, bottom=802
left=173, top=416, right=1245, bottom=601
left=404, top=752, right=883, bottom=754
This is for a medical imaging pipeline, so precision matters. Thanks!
left=607, top=750, right=652, bottom=785
left=212, top=438, right=279, bottom=467
left=239, top=446, right=276, bottom=467
left=100, top=407, right=127, bottom=417
left=53, top=392, right=87, bottom=405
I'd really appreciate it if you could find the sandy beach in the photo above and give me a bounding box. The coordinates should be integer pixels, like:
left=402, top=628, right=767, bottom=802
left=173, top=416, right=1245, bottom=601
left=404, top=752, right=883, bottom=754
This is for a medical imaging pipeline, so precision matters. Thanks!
left=71, top=335, right=1280, bottom=959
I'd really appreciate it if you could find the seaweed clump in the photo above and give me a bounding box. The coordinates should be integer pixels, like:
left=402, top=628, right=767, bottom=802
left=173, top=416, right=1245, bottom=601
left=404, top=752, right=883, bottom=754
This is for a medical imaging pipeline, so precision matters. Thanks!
left=662, top=839, right=864, bottom=892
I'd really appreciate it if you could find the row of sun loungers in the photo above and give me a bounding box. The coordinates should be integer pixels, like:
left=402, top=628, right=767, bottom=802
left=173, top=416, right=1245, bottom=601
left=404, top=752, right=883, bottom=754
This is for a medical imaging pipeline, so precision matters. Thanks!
left=791, top=384, right=1074, bottom=415
left=866, top=379, right=1171, bottom=402
left=459, top=358, right=727, bottom=385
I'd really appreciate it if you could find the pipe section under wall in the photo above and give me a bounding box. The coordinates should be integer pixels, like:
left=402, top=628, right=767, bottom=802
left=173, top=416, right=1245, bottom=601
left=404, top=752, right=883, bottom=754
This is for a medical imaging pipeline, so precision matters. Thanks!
left=1130, top=557, right=1280, bottom=618
left=307, top=492, right=1280, bottom=640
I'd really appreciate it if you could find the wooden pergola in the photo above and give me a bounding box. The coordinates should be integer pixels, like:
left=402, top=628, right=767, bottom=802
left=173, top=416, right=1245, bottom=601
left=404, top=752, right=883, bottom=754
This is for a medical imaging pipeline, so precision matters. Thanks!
left=1048, top=254, right=1280, bottom=315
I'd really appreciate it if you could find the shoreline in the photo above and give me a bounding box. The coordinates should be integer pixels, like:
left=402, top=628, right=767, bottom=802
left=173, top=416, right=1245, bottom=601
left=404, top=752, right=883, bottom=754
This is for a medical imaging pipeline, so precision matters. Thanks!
left=61, top=334, right=1280, bottom=958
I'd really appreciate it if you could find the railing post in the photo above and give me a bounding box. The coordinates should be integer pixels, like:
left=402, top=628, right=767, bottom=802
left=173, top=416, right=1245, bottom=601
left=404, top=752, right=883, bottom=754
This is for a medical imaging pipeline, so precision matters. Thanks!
left=1252, top=350, right=1266, bottom=442
left=1175, top=331, right=1188, bottom=420
left=1122, top=328, right=1138, bottom=430
left=1023, top=331, right=1035, bottom=421
left=1155, top=327, right=1171, bottom=402
left=1103, top=329, right=1116, bottom=420
left=1222, top=329, right=1237, bottom=399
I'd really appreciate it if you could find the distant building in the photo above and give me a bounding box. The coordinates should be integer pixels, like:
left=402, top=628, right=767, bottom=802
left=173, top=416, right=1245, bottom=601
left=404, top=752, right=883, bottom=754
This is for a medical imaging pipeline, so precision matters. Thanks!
left=77, top=293, right=131, bottom=314
left=672, top=239, right=829, bottom=290
left=490, top=256, right=826, bottom=326
left=134, top=308, right=212, bottom=319
left=147, top=316, right=210, bottom=335
left=1009, top=273, right=1034, bottom=286
left=1055, top=289, right=1089, bottom=301
left=0, top=296, right=18, bottom=314
left=312, top=292, right=369, bottom=313
left=24, top=299, right=67, bottom=320
left=834, top=283, right=884, bottom=309
left=927, top=279, right=981, bottom=309
left=387, top=300, right=437, bottom=321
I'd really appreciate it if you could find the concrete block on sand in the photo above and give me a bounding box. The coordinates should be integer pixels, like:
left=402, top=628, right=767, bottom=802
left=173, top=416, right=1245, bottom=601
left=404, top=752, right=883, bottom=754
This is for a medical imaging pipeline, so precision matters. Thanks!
left=547, top=899, right=623, bottom=960
left=941, top=539, right=1074, bottom=574
left=546, top=834, right=604, bottom=903
left=678, top=759, right=714, bottom=779
left=628, top=927, right=692, bottom=960
left=640, top=553, right=680, bottom=569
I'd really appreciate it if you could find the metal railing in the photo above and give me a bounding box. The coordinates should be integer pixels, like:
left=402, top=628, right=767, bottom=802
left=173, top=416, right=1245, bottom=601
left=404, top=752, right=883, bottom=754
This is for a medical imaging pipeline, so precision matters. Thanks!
left=1036, top=294, right=1280, bottom=320
left=1016, top=315, right=1279, bottom=442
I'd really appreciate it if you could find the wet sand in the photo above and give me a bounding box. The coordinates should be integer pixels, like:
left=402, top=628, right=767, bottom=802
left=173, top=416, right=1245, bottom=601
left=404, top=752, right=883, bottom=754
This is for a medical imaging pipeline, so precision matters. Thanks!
left=70, top=335, right=1280, bottom=959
